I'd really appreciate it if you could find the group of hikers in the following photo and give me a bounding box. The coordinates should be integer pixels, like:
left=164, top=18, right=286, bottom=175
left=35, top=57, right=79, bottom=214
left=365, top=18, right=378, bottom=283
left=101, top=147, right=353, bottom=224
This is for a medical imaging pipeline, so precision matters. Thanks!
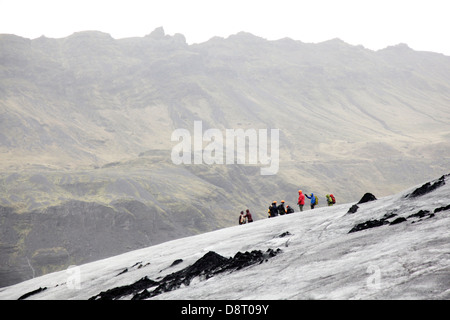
left=238, top=190, right=336, bottom=224
left=297, top=190, right=336, bottom=211
left=267, top=200, right=295, bottom=218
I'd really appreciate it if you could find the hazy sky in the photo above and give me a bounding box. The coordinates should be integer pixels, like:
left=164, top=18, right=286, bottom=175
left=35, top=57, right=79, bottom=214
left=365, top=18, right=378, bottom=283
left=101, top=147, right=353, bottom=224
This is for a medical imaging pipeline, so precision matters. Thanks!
left=1, top=0, right=449, bottom=55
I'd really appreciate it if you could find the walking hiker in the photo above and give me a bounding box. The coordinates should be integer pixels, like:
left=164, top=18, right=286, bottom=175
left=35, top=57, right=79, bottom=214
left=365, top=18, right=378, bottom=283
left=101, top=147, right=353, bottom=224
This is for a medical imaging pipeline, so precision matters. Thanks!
left=297, top=190, right=305, bottom=212
left=305, top=193, right=317, bottom=209
left=326, top=194, right=336, bottom=206
left=244, top=209, right=253, bottom=223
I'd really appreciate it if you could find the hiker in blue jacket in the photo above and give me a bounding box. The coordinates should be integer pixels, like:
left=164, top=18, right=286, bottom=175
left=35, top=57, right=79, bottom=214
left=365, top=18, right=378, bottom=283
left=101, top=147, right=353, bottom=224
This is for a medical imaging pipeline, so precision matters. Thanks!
left=268, top=201, right=279, bottom=218
left=305, top=193, right=317, bottom=209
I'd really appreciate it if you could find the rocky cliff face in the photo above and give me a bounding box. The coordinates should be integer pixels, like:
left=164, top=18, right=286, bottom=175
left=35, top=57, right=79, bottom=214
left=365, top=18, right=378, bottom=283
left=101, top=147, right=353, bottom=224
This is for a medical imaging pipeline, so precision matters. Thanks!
left=1, top=199, right=187, bottom=287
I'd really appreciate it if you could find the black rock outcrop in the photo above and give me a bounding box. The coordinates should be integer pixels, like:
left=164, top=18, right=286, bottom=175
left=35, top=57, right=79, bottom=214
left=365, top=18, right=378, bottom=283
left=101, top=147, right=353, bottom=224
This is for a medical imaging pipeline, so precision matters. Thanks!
left=18, top=287, right=47, bottom=300
left=357, top=193, right=377, bottom=204
left=349, top=219, right=387, bottom=233
left=347, top=204, right=359, bottom=214
left=89, top=248, right=281, bottom=300
left=405, top=175, right=446, bottom=198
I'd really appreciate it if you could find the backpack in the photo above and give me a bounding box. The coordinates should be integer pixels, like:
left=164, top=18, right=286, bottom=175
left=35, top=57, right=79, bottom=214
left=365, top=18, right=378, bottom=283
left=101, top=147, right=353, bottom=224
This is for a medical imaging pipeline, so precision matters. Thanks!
left=315, top=196, right=318, bottom=205
left=330, top=194, right=336, bottom=204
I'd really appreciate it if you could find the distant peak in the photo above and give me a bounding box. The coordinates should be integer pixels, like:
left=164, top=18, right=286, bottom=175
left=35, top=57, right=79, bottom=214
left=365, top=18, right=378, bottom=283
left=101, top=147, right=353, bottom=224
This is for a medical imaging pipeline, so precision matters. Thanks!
left=147, top=27, right=165, bottom=39
left=68, top=30, right=113, bottom=40
left=144, top=27, right=187, bottom=45
left=319, top=38, right=349, bottom=46
left=383, top=43, right=412, bottom=51
left=328, top=37, right=346, bottom=43
left=227, top=31, right=265, bottom=42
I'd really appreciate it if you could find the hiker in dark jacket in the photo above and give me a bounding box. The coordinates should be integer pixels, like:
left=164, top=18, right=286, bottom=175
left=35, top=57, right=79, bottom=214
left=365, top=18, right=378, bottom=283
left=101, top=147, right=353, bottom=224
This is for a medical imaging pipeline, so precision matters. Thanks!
left=277, top=200, right=286, bottom=215
left=286, top=205, right=294, bottom=214
left=269, top=201, right=278, bottom=218
left=244, top=209, right=253, bottom=223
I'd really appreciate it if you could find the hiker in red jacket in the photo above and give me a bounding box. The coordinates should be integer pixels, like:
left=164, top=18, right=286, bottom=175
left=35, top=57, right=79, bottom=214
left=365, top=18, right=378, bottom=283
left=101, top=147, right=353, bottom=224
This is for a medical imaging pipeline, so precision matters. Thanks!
left=298, top=190, right=305, bottom=212
left=244, top=209, right=253, bottom=223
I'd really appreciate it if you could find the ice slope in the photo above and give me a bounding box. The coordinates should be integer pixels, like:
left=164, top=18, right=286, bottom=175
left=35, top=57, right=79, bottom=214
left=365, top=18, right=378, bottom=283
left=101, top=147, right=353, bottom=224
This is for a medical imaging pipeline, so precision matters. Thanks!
left=0, top=174, right=449, bottom=300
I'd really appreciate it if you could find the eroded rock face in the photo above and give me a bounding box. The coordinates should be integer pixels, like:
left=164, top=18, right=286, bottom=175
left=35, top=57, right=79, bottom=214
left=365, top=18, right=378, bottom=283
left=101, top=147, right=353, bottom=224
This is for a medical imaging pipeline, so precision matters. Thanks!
left=0, top=200, right=188, bottom=288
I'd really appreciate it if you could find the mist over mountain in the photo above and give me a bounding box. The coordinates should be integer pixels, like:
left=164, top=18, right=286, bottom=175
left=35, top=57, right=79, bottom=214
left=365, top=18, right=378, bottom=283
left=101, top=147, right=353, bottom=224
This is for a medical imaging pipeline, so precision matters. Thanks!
left=1, top=27, right=449, bottom=287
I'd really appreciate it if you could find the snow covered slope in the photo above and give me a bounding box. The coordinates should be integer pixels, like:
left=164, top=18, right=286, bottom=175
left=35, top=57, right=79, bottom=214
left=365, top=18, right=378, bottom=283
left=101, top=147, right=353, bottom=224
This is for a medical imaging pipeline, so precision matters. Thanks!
left=1, top=174, right=449, bottom=300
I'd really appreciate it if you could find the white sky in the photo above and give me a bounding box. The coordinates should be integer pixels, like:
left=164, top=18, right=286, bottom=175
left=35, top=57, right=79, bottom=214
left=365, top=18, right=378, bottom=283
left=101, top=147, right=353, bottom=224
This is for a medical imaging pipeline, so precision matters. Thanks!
left=0, top=0, right=449, bottom=55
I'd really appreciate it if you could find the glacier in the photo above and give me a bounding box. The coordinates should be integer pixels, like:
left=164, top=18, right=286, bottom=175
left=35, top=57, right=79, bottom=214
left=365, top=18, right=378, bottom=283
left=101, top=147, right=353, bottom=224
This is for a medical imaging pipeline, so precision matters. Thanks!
left=0, top=174, right=448, bottom=300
